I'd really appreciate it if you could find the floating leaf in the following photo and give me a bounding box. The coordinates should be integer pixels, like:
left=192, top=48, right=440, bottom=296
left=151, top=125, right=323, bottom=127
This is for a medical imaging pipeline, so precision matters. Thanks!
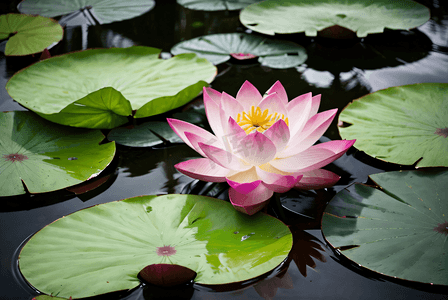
left=0, top=111, right=115, bottom=197
left=258, top=54, right=306, bottom=69
left=19, top=194, right=292, bottom=298
left=176, top=0, right=261, bottom=11
left=18, top=0, right=155, bottom=26
left=240, top=0, right=430, bottom=37
left=339, top=83, right=448, bottom=168
left=322, top=169, right=448, bottom=285
left=171, top=33, right=307, bottom=69
left=6, top=47, right=217, bottom=129
left=0, top=14, right=62, bottom=56
left=32, top=296, right=70, bottom=300
left=108, top=121, right=183, bottom=147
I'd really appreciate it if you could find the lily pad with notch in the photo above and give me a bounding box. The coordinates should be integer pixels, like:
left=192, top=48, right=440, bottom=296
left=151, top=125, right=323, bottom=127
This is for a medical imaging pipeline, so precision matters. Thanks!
left=240, top=0, right=430, bottom=37
left=18, top=0, right=155, bottom=27
left=0, top=14, right=63, bottom=56
left=0, top=111, right=115, bottom=197
left=338, top=83, right=448, bottom=168
left=6, top=47, right=217, bottom=129
left=322, top=169, right=448, bottom=285
left=19, top=194, right=293, bottom=299
left=171, top=33, right=307, bottom=69
left=176, top=0, right=261, bottom=11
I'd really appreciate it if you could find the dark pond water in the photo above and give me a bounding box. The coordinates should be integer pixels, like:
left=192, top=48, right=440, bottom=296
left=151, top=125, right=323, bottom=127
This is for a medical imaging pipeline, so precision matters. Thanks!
left=1, top=0, right=448, bottom=299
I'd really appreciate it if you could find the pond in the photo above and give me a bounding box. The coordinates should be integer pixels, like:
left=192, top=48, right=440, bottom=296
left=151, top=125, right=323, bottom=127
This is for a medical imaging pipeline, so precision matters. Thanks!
left=1, top=0, right=447, bottom=299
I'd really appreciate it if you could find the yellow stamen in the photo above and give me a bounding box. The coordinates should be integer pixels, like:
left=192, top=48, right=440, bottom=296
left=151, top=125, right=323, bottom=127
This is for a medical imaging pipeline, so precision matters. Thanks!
left=236, top=105, right=289, bottom=134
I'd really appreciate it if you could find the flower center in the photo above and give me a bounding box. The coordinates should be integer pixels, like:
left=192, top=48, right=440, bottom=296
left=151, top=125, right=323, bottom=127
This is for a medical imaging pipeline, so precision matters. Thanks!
left=236, top=106, right=289, bottom=134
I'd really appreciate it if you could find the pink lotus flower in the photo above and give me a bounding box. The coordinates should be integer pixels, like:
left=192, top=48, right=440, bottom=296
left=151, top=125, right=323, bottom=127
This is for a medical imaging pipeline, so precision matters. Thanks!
left=168, top=81, right=355, bottom=215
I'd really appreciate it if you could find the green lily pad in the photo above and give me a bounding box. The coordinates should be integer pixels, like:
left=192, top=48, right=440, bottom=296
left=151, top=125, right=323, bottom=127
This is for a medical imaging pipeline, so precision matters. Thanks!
left=19, top=194, right=292, bottom=299
left=107, top=121, right=183, bottom=147
left=322, top=169, right=448, bottom=285
left=177, top=0, right=260, bottom=11
left=0, top=14, right=63, bottom=56
left=0, top=111, right=115, bottom=197
left=171, top=33, right=307, bottom=69
left=240, top=0, right=430, bottom=37
left=18, top=0, right=155, bottom=26
left=32, top=296, right=66, bottom=300
left=6, top=47, right=217, bottom=129
left=338, top=83, right=448, bottom=168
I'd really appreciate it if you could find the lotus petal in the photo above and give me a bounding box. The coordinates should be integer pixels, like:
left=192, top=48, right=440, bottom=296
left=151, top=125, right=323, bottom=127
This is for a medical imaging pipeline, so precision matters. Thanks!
left=286, top=93, right=313, bottom=137
left=175, top=158, right=229, bottom=182
left=263, top=119, right=290, bottom=152
left=227, top=178, right=261, bottom=194
left=229, top=183, right=274, bottom=215
left=199, top=143, right=251, bottom=171
left=203, top=90, right=225, bottom=138
left=220, top=92, right=244, bottom=132
left=236, top=80, right=263, bottom=111
left=279, top=109, right=337, bottom=157
left=227, top=166, right=259, bottom=183
left=258, top=93, right=288, bottom=120
left=234, top=132, right=277, bottom=166
left=167, top=118, right=221, bottom=154
left=203, top=86, right=222, bottom=105
left=256, top=165, right=303, bottom=193
left=271, top=147, right=338, bottom=173
left=266, top=80, right=288, bottom=105
left=294, top=169, right=340, bottom=190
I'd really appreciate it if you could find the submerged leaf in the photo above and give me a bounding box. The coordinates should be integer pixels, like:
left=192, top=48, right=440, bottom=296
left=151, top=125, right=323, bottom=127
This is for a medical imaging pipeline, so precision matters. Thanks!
left=108, top=121, right=183, bottom=147
left=19, top=194, right=292, bottom=298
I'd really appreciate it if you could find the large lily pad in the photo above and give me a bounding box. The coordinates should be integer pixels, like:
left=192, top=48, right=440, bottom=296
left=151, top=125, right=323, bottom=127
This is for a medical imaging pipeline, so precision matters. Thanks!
left=18, top=0, right=155, bottom=26
left=322, top=169, right=448, bottom=285
left=240, top=0, right=430, bottom=37
left=171, top=33, right=307, bottom=69
left=339, top=83, right=448, bottom=168
left=177, top=0, right=260, bottom=11
left=6, top=47, right=217, bottom=129
left=0, top=111, right=115, bottom=197
left=0, top=14, right=63, bottom=56
left=19, top=194, right=292, bottom=299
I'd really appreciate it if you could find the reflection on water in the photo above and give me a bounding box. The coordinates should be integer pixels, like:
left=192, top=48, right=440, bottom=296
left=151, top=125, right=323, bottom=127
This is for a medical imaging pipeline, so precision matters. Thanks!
left=364, top=52, right=448, bottom=91
left=253, top=270, right=293, bottom=300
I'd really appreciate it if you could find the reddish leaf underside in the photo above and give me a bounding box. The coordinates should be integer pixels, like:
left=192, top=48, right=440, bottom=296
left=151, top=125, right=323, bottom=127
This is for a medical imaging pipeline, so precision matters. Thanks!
left=139, top=264, right=197, bottom=287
